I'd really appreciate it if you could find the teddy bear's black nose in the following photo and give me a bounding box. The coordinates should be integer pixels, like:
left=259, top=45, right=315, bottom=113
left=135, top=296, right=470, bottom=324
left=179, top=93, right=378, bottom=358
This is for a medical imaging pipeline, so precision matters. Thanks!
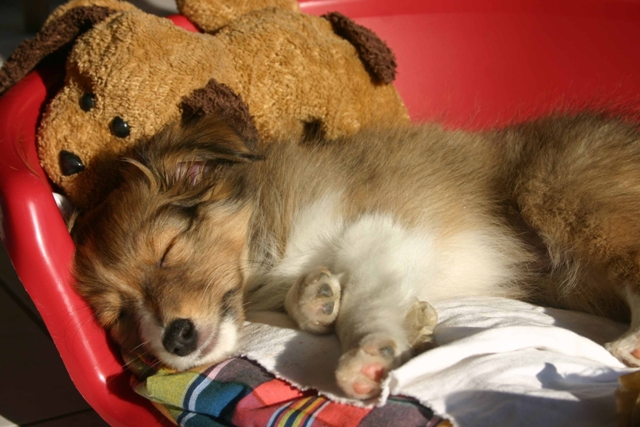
left=162, top=318, right=198, bottom=357
left=59, top=150, right=85, bottom=176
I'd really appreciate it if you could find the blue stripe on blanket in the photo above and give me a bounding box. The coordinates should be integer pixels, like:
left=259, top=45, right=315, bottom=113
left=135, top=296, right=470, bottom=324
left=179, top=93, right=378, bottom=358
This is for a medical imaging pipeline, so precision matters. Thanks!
left=177, top=365, right=253, bottom=426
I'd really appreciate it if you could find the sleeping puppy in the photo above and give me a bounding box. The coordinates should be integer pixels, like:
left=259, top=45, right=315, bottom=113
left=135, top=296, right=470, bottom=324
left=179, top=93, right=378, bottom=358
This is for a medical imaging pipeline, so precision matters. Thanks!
left=73, top=113, right=640, bottom=400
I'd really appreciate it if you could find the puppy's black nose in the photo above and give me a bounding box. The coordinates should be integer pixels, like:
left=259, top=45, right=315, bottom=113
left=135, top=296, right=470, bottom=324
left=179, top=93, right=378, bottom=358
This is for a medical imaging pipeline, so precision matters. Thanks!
left=59, top=150, right=85, bottom=176
left=162, top=318, right=198, bottom=357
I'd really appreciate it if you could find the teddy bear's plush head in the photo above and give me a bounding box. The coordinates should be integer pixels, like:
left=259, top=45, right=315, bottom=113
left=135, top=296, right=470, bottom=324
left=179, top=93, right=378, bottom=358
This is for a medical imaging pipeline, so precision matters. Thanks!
left=36, top=10, right=258, bottom=209
left=0, top=0, right=408, bottom=211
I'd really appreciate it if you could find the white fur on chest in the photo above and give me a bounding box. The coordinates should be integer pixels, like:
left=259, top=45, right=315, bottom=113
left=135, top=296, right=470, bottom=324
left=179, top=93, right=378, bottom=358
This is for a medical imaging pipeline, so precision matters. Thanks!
left=261, top=194, right=521, bottom=305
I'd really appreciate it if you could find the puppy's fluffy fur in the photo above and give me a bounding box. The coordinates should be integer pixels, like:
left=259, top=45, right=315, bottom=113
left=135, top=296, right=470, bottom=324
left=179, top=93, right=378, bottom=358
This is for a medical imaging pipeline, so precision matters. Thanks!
left=73, top=114, right=640, bottom=399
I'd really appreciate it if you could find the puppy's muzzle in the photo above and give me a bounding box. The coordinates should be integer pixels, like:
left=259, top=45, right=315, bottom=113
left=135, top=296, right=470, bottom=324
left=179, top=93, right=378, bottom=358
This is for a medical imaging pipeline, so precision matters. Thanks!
left=162, top=318, right=198, bottom=357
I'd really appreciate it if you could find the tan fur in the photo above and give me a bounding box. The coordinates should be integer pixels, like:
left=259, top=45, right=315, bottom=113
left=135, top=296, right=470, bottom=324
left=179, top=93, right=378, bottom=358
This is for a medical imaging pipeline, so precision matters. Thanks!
left=74, top=113, right=640, bottom=398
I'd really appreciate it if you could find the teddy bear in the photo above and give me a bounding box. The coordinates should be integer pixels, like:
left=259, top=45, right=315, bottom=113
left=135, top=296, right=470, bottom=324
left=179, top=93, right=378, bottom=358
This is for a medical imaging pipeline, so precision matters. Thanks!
left=0, top=0, right=409, bottom=211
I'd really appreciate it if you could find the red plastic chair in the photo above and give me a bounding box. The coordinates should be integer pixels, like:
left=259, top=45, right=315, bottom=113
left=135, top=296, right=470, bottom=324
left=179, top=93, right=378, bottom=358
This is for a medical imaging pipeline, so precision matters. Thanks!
left=2, top=1, right=640, bottom=425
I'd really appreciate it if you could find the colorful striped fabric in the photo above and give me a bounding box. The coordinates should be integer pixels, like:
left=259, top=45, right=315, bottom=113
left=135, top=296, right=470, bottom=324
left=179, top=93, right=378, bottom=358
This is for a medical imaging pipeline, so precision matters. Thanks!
left=134, top=357, right=447, bottom=427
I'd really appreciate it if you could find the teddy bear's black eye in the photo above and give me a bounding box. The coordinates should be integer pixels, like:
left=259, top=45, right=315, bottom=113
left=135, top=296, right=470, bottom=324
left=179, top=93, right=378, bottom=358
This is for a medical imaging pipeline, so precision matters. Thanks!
left=110, top=116, right=131, bottom=138
left=79, top=93, right=96, bottom=112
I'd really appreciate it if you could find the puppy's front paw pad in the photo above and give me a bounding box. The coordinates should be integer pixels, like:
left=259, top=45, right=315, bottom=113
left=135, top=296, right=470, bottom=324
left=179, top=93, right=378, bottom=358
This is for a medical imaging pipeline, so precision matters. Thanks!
left=286, top=267, right=341, bottom=334
left=606, top=333, right=640, bottom=367
left=336, top=336, right=400, bottom=400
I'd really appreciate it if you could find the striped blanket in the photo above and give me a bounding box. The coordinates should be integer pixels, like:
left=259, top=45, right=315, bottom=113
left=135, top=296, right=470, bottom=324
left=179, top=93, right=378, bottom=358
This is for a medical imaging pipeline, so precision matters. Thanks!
left=134, top=357, right=447, bottom=427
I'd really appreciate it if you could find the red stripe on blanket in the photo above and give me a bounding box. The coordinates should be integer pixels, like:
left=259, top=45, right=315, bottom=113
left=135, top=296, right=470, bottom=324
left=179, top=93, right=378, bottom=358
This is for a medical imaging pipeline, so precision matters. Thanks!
left=231, top=378, right=369, bottom=427
left=303, top=399, right=368, bottom=427
left=231, top=378, right=309, bottom=426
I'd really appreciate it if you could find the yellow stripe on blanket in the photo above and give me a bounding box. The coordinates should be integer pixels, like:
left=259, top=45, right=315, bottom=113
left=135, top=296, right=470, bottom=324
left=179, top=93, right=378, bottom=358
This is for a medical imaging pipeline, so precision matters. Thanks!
left=276, top=396, right=327, bottom=427
left=136, top=368, right=201, bottom=413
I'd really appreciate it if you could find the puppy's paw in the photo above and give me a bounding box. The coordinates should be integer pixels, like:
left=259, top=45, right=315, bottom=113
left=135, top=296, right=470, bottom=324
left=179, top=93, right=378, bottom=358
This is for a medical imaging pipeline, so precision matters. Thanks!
left=404, top=299, right=438, bottom=355
left=335, top=334, right=403, bottom=400
left=605, top=332, right=640, bottom=367
left=285, top=267, right=341, bottom=334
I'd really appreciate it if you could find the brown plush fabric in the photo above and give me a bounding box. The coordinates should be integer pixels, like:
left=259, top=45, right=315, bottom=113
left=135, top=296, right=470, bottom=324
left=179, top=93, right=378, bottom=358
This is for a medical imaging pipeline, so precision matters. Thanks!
left=177, top=0, right=299, bottom=33
left=43, top=0, right=136, bottom=24
left=181, top=79, right=260, bottom=149
left=322, top=12, right=397, bottom=85
left=0, top=6, right=114, bottom=96
left=34, top=5, right=408, bottom=210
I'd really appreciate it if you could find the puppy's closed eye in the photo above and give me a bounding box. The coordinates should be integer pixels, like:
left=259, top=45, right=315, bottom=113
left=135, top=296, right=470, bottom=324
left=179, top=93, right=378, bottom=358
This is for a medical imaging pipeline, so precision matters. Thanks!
left=97, top=303, right=127, bottom=328
left=150, top=206, right=198, bottom=267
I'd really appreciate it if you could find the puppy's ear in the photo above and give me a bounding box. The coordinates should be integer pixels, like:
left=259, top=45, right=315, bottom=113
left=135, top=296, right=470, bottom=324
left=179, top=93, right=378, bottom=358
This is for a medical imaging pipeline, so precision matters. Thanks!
left=134, top=115, right=263, bottom=193
left=174, top=161, right=212, bottom=187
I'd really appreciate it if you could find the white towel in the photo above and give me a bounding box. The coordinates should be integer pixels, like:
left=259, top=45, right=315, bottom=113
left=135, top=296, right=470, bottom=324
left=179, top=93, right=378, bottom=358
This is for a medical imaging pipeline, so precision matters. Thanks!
left=241, top=297, right=634, bottom=427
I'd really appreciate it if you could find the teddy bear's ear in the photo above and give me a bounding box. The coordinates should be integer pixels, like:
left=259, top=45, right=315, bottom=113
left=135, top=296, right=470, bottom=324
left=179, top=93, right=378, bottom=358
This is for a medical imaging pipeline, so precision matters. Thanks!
left=0, top=6, right=116, bottom=95
left=322, top=12, right=397, bottom=85
left=180, top=78, right=260, bottom=151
